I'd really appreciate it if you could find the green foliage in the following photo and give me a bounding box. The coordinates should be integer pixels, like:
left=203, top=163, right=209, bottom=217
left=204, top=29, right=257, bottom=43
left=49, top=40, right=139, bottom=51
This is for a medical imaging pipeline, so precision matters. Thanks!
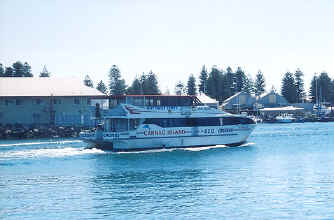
left=175, top=81, right=186, bottom=95
left=254, top=70, right=266, bottom=96
left=40, top=65, right=50, bottom=77
left=108, top=65, right=127, bottom=95
left=281, top=72, right=297, bottom=103
left=235, top=67, right=246, bottom=92
left=309, top=72, right=334, bottom=104
left=187, top=74, right=197, bottom=95
left=242, top=74, right=254, bottom=94
left=23, top=62, right=33, bottom=77
left=96, top=80, right=108, bottom=94
left=294, top=68, right=305, bottom=103
left=207, top=66, right=223, bottom=101
left=12, top=61, right=25, bottom=77
left=127, top=78, right=142, bottom=95
left=0, top=61, right=32, bottom=77
left=0, top=63, right=5, bottom=77
left=4, top=67, right=14, bottom=77
left=83, top=75, right=94, bottom=88
left=127, top=71, right=160, bottom=95
left=198, top=65, right=208, bottom=94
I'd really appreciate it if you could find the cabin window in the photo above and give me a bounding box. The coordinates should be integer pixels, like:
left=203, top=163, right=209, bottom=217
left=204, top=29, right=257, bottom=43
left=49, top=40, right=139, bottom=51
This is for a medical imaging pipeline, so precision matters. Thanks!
left=157, top=99, right=161, bottom=106
left=110, top=119, right=128, bottom=132
left=74, top=98, right=80, bottom=104
left=87, top=99, right=91, bottom=105
left=129, top=119, right=140, bottom=130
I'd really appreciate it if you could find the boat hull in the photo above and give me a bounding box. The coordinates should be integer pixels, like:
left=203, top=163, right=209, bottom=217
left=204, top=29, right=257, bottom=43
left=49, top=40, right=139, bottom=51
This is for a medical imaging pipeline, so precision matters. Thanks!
left=81, top=124, right=255, bottom=151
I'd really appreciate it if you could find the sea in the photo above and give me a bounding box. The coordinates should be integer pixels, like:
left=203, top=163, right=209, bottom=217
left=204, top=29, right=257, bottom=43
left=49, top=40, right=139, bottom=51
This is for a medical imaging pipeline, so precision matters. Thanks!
left=1, top=122, right=334, bottom=220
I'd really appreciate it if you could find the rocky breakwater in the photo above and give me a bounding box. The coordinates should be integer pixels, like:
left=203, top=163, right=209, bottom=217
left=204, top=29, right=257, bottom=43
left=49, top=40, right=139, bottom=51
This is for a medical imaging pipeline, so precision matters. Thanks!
left=0, top=124, right=86, bottom=140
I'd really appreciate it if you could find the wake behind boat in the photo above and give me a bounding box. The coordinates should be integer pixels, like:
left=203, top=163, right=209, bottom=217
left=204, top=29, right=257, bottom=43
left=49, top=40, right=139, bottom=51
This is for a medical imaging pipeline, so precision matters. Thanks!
left=79, top=95, right=256, bottom=151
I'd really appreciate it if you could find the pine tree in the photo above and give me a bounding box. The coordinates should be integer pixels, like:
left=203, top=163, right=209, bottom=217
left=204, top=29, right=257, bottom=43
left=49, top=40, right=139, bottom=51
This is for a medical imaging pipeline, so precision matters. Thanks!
left=40, top=65, right=50, bottom=77
left=294, top=68, right=305, bottom=103
left=127, top=77, right=142, bottom=95
left=207, top=66, right=223, bottom=101
left=281, top=72, right=297, bottom=103
left=254, top=70, right=266, bottom=96
left=23, top=62, right=33, bottom=77
left=187, top=74, right=197, bottom=95
left=108, top=65, right=126, bottom=95
left=0, top=63, right=5, bottom=77
left=242, top=74, right=254, bottom=94
left=83, top=75, right=94, bottom=87
left=198, top=65, right=208, bottom=94
left=309, top=74, right=318, bottom=104
left=175, top=81, right=185, bottom=95
left=235, top=67, right=246, bottom=92
left=225, top=66, right=235, bottom=98
left=12, top=61, right=25, bottom=77
left=4, top=67, right=14, bottom=77
left=144, top=71, right=160, bottom=95
left=318, top=72, right=332, bottom=103
left=96, top=80, right=108, bottom=94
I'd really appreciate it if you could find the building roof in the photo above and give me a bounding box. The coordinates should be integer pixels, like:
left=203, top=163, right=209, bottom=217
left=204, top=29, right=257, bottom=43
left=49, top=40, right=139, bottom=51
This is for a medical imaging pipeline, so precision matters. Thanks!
left=0, top=77, right=106, bottom=97
left=259, top=106, right=304, bottom=112
left=197, top=93, right=218, bottom=104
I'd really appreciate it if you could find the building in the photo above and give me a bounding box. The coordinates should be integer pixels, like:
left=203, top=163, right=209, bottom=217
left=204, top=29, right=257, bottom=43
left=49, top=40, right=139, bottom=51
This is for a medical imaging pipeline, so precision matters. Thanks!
left=197, top=93, right=219, bottom=109
left=221, top=92, right=256, bottom=112
left=258, top=90, right=288, bottom=108
left=0, top=77, right=106, bottom=126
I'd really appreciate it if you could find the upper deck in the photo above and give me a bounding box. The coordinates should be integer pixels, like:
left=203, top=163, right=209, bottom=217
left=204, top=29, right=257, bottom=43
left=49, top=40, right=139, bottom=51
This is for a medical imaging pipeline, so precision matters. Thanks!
left=109, top=95, right=203, bottom=109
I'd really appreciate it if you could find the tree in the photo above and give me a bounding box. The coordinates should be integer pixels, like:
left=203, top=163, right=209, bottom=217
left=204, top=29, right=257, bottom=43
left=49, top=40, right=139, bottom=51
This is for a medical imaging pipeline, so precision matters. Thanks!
left=242, top=74, right=254, bottom=94
left=4, top=67, right=14, bottom=77
left=23, top=62, right=33, bottom=77
left=234, top=67, right=246, bottom=93
left=318, top=72, right=332, bottom=103
left=207, top=66, right=223, bottom=101
left=144, top=71, right=160, bottom=95
left=187, top=74, right=197, bottom=95
left=175, top=81, right=185, bottom=95
left=127, top=77, right=142, bottom=95
left=254, top=70, right=266, bottom=96
left=40, top=65, right=50, bottom=77
left=294, top=68, right=305, bottom=103
left=12, top=61, right=25, bottom=77
left=108, top=65, right=126, bottom=95
left=0, top=63, right=4, bottom=77
left=96, top=80, right=108, bottom=94
left=83, top=75, right=94, bottom=87
left=225, top=66, right=235, bottom=98
left=281, top=72, right=297, bottom=103
left=198, top=65, right=208, bottom=94
left=309, top=74, right=318, bottom=104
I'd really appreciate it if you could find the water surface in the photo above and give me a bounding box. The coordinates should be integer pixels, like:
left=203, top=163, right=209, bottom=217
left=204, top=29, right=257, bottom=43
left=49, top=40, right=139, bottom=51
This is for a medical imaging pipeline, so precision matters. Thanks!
left=1, top=123, right=334, bottom=219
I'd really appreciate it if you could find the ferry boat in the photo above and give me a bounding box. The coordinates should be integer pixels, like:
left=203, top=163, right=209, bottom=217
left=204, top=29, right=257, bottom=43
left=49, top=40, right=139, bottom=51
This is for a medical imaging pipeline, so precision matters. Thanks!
left=80, top=95, right=256, bottom=151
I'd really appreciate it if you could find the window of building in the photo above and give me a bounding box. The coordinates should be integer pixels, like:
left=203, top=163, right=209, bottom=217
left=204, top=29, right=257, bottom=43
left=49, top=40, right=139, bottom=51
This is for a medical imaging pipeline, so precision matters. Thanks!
left=35, top=99, right=42, bottom=105
left=53, top=99, right=61, bottom=104
left=5, top=99, right=13, bottom=105
left=16, top=99, right=23, bottom=105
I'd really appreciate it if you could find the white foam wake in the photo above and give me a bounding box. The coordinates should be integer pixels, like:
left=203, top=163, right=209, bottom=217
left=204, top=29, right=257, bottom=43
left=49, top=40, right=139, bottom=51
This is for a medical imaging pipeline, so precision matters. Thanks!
left=0, top=147, right=104, bottom=159
left=0, top=140, right=82, bottom=147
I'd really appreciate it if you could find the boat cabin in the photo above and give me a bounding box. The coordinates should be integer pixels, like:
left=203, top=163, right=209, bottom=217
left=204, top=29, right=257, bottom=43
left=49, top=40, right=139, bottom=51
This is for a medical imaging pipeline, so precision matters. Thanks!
left=109, top=95, right=203, bottom=108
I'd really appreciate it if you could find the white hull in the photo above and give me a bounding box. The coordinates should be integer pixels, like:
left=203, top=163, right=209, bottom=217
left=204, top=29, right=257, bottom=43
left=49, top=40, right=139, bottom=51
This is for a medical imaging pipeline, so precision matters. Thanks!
left=82, top=124, right=255, bottom=151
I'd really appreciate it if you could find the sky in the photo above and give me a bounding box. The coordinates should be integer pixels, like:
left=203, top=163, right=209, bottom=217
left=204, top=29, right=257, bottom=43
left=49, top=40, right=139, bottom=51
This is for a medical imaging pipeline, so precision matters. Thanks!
left=1, top=0, right=334, bottom=94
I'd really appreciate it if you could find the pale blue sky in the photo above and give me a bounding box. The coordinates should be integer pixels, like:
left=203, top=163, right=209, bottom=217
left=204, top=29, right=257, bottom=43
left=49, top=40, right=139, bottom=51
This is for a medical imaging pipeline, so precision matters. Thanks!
left=1, top=0, right=333, bottom=94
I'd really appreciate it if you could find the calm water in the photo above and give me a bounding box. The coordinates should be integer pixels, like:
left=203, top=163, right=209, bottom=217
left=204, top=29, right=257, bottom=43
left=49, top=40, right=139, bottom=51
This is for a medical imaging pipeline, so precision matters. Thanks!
left=1, top=123, right=334, bottom=220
